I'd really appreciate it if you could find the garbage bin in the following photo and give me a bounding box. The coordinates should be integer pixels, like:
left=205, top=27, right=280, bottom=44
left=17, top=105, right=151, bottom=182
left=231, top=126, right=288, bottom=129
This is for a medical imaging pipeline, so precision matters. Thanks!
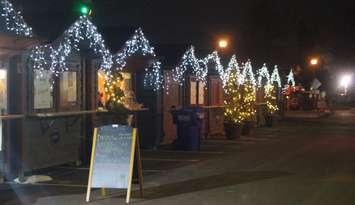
left=171, top=108, right=203, bottom=151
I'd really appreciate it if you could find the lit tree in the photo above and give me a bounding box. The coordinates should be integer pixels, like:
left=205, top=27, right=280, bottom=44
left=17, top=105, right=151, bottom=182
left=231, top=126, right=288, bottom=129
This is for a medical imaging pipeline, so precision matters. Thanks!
left=104, top=72, right=124, bottom=109
left=240, top=62, right=256, bottom=122
left=240, top=82, right=256, bottom=122
left=224, top=66, right=243, bottom=124
left=264, top=83, right=279, bottom=115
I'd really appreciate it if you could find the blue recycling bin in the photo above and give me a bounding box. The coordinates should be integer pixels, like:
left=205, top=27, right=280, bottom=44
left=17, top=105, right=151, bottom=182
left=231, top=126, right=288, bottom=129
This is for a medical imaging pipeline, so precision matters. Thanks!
left=171, top=108, right=203, bottom=151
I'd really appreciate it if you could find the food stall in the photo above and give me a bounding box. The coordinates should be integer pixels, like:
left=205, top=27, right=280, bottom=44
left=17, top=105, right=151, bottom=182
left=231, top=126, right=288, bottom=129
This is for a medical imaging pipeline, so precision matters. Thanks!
left=110, top=28, right=163, bottom=149
left=0, top=1, right=42, bottom=180
left=2, top=16, right=127, bottom=179
left=162, top=48, right=225, bottom=145
left=203, top=72, right=224, bottom=138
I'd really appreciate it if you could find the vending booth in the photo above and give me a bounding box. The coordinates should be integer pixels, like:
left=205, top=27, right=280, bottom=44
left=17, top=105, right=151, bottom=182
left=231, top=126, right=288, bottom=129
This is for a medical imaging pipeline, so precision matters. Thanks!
left=110, top=28, right=163, bottom=150
left=0, top=1, right=43, bottom=180
left=203, top=75, right=224, bottom=138
left=0, top=17, right=129, bottom=179
left=162, top=48, right=226, bottom=145
left=0, top=33, right=41, bottom=180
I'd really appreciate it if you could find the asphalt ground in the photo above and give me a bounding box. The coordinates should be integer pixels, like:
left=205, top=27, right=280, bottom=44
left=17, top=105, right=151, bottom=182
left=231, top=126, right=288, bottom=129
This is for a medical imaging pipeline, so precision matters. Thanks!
left=1, top=110, right=355, bottom=205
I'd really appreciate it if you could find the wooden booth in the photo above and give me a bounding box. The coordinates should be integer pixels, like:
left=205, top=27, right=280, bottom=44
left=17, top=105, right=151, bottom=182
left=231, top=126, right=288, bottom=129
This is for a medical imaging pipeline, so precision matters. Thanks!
left=109, top=29, right=163, bottom=150
left=0, top=2, right=41, bottom=180
left=0, top=33, right=42, bottom=180
left=162, top=63, right=225, bottom=144
left=0, top=22, right=138, bottom=180
left=203, top=75, right=224, bottom=139
left=101, top=54, right=163, bottom=150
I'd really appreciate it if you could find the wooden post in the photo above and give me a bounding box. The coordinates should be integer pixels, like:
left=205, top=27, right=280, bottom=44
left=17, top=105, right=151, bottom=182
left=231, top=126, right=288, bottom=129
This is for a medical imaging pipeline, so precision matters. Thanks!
left=86, top=128, right=98, bottom=202
left=135, top=133, right=144, bottom=198
left=126, top=128, right=137, bottom=203
left=101, top=188, right=107, bottom=197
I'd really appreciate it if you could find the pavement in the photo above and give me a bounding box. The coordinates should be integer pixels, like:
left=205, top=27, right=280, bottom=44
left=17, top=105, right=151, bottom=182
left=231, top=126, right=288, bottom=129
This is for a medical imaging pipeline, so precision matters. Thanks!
left=1, top=109, right=355, bottom=205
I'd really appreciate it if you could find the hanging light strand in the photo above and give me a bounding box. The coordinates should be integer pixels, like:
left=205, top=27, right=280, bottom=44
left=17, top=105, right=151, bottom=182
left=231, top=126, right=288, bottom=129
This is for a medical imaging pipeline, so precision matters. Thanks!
left=200, top=51, right=224, bottom=85
left=30, top=16, right=112, bottom=77
left=287, top=69, right=296, bottom=87
left=172, top=46, right=201, bottom=85
left=114, top=28, right=156, bottom=70
left=271, top=65, right=282, bottom=88
left=257, top=63, right=270, bottom=87
left=0, top=0, right=33, bottom=36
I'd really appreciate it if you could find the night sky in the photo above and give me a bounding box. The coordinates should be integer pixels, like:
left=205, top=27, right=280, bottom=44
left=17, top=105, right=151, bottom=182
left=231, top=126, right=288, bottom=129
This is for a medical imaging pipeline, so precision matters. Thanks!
left=12, top=0, right=355, bottom=72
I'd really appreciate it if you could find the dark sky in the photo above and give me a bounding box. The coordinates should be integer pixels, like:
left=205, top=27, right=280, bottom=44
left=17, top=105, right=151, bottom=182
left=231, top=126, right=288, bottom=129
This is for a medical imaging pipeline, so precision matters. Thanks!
left=12, top=0, right=355, bottom=70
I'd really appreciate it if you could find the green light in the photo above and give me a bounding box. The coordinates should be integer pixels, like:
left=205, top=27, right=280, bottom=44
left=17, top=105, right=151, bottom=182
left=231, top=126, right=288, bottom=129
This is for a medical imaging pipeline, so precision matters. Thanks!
left=80, top=5, right=90, bottom=15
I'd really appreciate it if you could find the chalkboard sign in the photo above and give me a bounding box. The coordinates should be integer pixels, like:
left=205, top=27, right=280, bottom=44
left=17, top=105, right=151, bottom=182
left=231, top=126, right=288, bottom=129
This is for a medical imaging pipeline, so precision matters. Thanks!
left=86, top=124, right=139, bottom=203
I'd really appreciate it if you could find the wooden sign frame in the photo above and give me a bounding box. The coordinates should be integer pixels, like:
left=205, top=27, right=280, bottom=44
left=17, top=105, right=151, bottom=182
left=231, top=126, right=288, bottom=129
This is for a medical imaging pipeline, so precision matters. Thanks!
left=86, top=126, right=143, bottom=203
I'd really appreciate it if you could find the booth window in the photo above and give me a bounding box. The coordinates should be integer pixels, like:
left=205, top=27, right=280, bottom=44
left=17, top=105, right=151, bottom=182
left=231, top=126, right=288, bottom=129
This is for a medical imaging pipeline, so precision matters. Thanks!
left=97, top=70, right=107, bottom=107
left=0, top=68, right=6, bottom=152
left=189, top=78, right=205, bottom=106
left=60, top=71, right=78, bottom=107
left=210, top=78, right=223, bottom=106
left=97, top=71, right=134, bottom=108
left=33, top=70, right=53, bottom=110
left=190, top=80, right=197, bottom=105
left=198, top=82, right=205, bottom=105
left=0, top=69, right=7, bottom=114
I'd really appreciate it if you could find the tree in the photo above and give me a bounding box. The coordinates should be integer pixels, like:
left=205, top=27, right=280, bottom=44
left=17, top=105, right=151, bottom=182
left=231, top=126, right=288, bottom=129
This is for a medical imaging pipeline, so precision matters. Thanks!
left=104, top=72, right=124, bottom=109
left=240, top=82, right=256, bottom=122
left=224, top=66, right=244, bottom=124
left=264, top=83, right=279, bottom=115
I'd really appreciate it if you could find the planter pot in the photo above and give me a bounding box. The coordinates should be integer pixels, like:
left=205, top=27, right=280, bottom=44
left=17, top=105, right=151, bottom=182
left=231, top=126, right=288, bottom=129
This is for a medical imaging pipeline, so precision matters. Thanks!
left=242, top=121, right=255, bottom=136
left=224, top=122, right=243, bottom=139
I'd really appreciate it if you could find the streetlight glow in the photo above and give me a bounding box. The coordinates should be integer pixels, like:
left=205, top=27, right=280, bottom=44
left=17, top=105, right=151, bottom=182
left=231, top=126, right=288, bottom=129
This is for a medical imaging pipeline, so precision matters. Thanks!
left=310, top=58, right=318, bottom=66
left=340, top=75, right=351, bottom=88
left=218, top=39, right=228, bottom=49
left=339, top=74, right=352, bottom=95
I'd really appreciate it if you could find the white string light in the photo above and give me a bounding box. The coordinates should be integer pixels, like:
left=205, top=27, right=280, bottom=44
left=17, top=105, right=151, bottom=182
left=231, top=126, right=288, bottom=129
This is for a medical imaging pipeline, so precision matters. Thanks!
left=257, top=63, right=270, bottom=87
left=226, top=54, right=242, bottom=87
left=200, top=51, right=224, bottom=85
left=241, top=60, right=256, bottom=86
left=0, top=0, right=33, bottom=36
left=172, top=46, right=201, bottom=85
left=144, top=61, right=163, bottom=91
left=30, top=16, right=112, bottom=76
left=271, top=65, right=282, bottom=88
left=114, top=28, right=156, bottom=70
left=114, top=28, right=162, bottom=90
left=286, top=69, right=296, bottom=87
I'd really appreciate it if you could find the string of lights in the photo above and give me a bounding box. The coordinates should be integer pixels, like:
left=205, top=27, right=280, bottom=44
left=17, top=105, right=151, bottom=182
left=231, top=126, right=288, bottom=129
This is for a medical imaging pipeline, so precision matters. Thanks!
left=114, top=28, right=163, bottom=91
left=144, top=61, right=163, bottom=91
left=287, top=69, right=296, bottom=87
left=241, top=61, right=256, bottom=87
left=0, top=0, right=33, bottom=36
left=264, top=83, right=279, bottom=114
left=114, top=28, right=156, bottom=70
left=199, top=51, right=224, bottom=85
left=224, top=66, right=244, bottom=124
left=257, top=63, right=270, bottom=87
left=30, top=16, right=113, bottom=76
left=172, top=46, right=201, bottom=85
left=226, top=55, right=242, bottom=87
left=271, top=65, right=282, bottom=88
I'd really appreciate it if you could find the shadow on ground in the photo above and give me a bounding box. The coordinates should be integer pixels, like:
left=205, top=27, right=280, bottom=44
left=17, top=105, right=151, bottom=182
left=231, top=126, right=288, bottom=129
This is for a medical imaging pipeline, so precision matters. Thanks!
left=133, top=171, right=292, bottom=200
